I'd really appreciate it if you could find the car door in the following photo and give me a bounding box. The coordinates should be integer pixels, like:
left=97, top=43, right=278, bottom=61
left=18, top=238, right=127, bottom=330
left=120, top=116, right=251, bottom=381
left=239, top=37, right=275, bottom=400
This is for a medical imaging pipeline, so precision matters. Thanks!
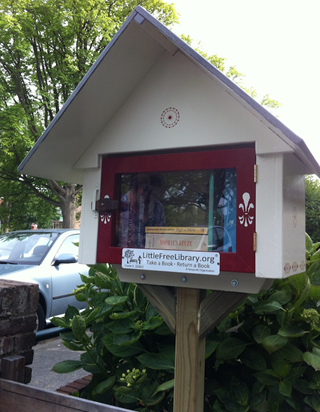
left=50, top=234, right=88, bottom=317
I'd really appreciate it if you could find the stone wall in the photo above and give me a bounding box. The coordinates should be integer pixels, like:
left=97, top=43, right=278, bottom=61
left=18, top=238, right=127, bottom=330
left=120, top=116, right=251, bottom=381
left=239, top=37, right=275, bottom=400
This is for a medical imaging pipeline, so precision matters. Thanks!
left=0, top=279, right=39, bottom=383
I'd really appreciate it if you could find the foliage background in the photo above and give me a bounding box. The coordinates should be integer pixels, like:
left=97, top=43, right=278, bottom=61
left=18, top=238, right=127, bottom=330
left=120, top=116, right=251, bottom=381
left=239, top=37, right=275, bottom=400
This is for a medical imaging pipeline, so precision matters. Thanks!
left=52, top=234, right=320, bottom=412
left=305, top=176, right=320, bottom=243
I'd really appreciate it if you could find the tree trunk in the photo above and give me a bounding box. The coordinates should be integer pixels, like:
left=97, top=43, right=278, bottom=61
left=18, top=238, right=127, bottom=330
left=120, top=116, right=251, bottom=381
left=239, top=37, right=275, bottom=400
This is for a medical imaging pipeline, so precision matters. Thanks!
left=48, top=181, right=79, bottom=229
left=60, top=196, right=77, bottom=228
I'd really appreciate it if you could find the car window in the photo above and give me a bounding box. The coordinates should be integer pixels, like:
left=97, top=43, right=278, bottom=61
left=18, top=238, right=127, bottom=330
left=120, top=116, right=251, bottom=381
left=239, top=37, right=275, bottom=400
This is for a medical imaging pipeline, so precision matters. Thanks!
left=57, top=235, right=79, bottom=257
left=0, top=232, right=58, bottom=264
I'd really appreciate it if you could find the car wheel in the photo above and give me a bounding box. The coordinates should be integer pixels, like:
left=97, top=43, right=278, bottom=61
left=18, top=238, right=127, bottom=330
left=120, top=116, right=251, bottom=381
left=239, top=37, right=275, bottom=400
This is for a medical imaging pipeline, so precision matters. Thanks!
left=36, top=303, right=46, bottom=331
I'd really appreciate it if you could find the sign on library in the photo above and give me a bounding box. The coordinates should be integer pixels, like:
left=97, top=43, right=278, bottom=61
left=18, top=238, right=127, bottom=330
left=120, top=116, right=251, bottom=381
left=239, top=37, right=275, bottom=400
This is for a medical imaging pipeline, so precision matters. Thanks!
left=122, top=248, right=220, bottom=276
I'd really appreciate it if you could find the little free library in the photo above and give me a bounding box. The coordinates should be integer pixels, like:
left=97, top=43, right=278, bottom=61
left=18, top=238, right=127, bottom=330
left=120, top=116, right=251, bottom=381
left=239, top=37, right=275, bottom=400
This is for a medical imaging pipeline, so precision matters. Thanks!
left=18, top=6, right=320, bottom=412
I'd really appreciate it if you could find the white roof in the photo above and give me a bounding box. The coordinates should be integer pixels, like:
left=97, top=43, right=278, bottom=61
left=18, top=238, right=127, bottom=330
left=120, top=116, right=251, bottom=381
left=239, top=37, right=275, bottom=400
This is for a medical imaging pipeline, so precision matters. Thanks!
left=18, top=6, right=320, bottom=182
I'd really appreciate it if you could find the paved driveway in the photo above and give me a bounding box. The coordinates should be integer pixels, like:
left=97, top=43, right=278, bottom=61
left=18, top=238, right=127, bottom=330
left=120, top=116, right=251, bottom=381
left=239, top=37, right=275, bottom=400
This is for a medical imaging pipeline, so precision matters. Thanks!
left=30, top=335, right=85, bottom=391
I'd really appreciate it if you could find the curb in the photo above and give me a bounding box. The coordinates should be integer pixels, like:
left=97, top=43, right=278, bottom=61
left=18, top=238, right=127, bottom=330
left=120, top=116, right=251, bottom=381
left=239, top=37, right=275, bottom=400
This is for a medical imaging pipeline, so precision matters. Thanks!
left=56, top=374, right=92, bottom=395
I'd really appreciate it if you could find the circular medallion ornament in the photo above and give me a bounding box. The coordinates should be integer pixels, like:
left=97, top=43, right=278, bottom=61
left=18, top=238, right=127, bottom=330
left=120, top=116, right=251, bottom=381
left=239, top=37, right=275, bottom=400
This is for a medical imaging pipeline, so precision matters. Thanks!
left=160, top=107, right=180, bottom=128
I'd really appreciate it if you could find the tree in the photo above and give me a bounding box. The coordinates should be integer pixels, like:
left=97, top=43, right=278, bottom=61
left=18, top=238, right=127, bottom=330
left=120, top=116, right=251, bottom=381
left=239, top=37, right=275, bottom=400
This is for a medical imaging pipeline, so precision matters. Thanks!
left=305, top=175, right=320, bottom=242
left=0, top=0, right=178, bottom=228
left=0, top=177, right=60, bottom=232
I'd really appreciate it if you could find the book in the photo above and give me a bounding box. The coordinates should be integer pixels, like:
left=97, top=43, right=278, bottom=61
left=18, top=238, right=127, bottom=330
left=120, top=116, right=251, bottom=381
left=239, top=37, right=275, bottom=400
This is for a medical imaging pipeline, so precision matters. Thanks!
left=145, top=233, right=208, bottom=251
left=145, top=226, right=208, bottom=234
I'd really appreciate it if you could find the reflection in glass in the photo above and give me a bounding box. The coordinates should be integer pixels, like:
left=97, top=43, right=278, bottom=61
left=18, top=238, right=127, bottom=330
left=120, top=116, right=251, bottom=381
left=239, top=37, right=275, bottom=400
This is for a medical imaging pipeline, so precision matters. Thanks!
left=117, top=169, right=236, bottom=252
left=0, top=232, right=58, bottom=264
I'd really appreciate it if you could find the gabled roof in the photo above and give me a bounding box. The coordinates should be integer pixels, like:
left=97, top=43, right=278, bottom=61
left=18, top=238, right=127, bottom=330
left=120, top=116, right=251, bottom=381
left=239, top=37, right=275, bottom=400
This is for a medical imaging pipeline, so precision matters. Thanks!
left=18, top=6, right=320, bottom=181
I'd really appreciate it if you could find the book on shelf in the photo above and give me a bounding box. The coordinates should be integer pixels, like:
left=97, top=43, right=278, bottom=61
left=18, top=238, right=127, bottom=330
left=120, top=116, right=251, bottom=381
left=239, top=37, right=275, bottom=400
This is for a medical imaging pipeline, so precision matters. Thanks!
left=145, top=226, right=208, bottom=234
left=145, top=233, right=208, bottom=251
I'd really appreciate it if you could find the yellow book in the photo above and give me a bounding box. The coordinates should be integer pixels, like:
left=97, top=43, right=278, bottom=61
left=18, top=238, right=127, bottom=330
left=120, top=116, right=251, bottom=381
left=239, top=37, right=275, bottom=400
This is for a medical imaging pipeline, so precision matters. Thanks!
left=145, top=233, right=208, bottom=251
left=145, top=226, right=208, bottom=234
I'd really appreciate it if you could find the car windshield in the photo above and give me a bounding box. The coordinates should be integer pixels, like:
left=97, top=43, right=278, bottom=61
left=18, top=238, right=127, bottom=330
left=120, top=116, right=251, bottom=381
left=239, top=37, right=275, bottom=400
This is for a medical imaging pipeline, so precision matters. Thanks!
left=0, top=232, right=59, bottom=265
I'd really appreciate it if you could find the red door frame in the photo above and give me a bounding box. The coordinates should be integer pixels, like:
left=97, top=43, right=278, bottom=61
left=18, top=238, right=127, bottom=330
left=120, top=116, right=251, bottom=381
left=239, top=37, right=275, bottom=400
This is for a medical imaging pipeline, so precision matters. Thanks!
left=97, top=148, right=256, bottom=273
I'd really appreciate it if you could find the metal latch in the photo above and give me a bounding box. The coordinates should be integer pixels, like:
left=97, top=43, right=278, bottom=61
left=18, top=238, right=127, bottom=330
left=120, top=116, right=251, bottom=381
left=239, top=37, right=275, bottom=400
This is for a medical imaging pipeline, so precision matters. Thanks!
left=95, top=198, right=119, bottom=213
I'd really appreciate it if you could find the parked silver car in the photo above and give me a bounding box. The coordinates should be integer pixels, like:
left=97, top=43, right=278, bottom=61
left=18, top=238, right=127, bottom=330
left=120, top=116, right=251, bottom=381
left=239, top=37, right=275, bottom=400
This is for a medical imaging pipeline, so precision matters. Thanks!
left=0, top=229, right=88, bottom=330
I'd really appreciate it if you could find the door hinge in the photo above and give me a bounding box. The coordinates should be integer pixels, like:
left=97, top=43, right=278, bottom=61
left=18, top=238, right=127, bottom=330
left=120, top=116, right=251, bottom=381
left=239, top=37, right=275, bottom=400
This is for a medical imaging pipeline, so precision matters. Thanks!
left=254, top=164, right=257, bottom=183
left=253, top=232, right=257, bottom=252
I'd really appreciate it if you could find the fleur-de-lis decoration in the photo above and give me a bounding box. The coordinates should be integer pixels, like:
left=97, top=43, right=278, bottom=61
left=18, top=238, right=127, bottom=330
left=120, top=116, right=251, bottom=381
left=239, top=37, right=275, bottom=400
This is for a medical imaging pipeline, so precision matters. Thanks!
left=238, top=192, right=254, bottom=227
left=101, top=214, right=111, bottom=224
left=100, top=195, right=112, bottom=224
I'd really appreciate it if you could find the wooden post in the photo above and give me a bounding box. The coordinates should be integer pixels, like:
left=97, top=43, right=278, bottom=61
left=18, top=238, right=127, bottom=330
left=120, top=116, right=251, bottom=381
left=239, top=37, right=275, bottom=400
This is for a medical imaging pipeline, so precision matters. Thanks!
left=1, top=355, right=25, bottom=383
left=139, top=284, right=248, bottom=411
left=173, top=288, right=205, bottom=412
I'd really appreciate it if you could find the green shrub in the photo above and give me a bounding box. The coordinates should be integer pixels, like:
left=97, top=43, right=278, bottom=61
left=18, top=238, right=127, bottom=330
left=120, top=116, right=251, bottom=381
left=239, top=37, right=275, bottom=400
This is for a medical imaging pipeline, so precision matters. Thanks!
left=52, top=234, right=320, bottom=411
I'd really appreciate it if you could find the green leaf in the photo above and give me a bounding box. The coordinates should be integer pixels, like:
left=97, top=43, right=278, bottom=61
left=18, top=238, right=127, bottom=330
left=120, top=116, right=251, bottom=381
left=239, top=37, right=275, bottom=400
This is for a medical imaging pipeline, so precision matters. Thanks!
left=262, top=335, right=288, bottom=354
left=267, top=385, right=282, bottom=412
left=223, top=401, right=248, bottom=412
left=105, top=295, right=128, bottom=306
left=114, top=331, right=142, bottom=346
left=277, top=344, right=303, bottom=363
left=303, top=349, right=320, bottom=371
left=113, top=385, right=133, bottom=393
left=114, top=389, right=140, bottom=404
left=110, top=310, right=137, bottom=319
left=253, top=301, right=283, bottom=314
left=51, top=316, right=70, bottom=329
left=108, top=318, right=135, bottom=334
left=142, top=317, right=163, bottom=330
left=271, top=352, right=292, bottom=378
left=288, top=272, right=308, bottom=294
left=90, top=291, right=109, bottom=306
left=95, top=375, right=116, bottom=394
left=248, top=392, right=266, bottom=408
left=153, top=379, right=174, bottom=395
left=65, top=305, right=80, bottom=322
left=267, top=290, right=292, bottom=305
left=83, top=307, right=100, bottom=325
left=294, top=278, right=311, bottom=308
left=292, top=379, right=313, bottom=394
left=96, top=302, right=113, bottom=317
left=254, top=370, right=278, bottom=386
left=144, top=392, right=165, bottom=407
left=206, top=340, right=219, bottom=359
left=52, top=360, right=84, bottom=374
left=133, top=285, right=146, bottom=311
left=253, top=325, right=271, bottom=343
left=278, top=381, right=291, bottom=397
left=311, top=248, right=320, bottom=262
left=72, top=315, right=86, bottom=341
left=306, top=233, right=314, bottom=254
left=233, top=382, right=250, bottom=406
left=75, top=293, right=86, bottom=302
left=214, top=387, right=234, bottom=404
left=278, top=325, right=309, bottom=338
left=148, top=316, right=163, bottom=330
left=60, top=331, right=76, bottom=342
left=102, top=334, right=144, bottom=357
left=310, top=285, right=320, bottom=302
left=283, top=365, right=306, bottom=381
left=137, top=352, right=175, bottom=370
left=240, top=349, right=266, bottom=371
left=155, top=322, right=173, bottom=336
left=95, top=272, right=113, bottom=289
left=146, top=303, right=159, bottom=321
left=216, top=338, right=246, bottom=360
left=305, top=393, right=320, bottom=412
left=80, top=274, right=92, bottom=284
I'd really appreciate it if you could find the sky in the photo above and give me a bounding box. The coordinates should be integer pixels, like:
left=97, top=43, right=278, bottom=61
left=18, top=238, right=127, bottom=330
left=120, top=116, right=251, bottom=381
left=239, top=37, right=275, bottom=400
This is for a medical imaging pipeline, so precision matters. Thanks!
left=171, top=0, right=320, bottom=169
